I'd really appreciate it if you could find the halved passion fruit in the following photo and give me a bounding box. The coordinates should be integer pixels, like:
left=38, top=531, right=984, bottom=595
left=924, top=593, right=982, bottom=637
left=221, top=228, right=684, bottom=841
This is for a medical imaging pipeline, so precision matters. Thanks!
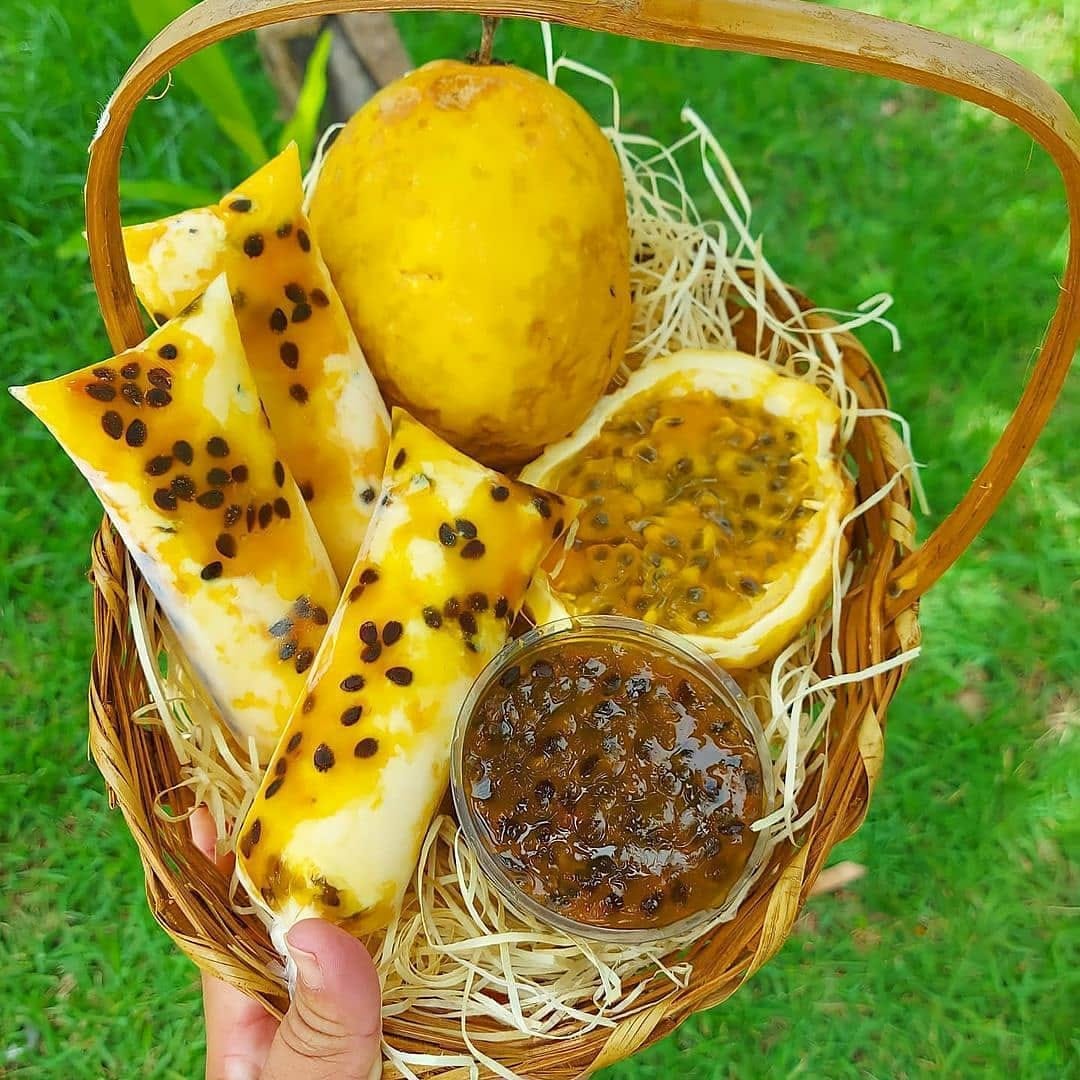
left=520, top=350, right=853, bottom=668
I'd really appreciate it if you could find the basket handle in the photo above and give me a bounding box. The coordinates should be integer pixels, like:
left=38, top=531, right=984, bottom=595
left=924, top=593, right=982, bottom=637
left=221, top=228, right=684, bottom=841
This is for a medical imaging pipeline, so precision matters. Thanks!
left=87, top=0, right=1079, bottom=614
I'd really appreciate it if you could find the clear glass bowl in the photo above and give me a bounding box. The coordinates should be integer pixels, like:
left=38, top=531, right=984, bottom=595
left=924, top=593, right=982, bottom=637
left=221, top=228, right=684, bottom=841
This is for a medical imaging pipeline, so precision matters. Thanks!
left=450, top=615, right=773, bottom=944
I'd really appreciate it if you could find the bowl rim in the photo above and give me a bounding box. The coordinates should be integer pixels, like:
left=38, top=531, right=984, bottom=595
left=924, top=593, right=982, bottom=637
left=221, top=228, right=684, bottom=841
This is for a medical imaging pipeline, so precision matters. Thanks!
left=449, top=614, right=775, bottom=945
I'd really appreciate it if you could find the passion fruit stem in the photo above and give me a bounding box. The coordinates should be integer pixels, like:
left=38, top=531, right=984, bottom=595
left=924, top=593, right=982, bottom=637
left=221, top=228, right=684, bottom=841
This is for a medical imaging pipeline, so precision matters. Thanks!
left=477, top=16, right=499, bottom=65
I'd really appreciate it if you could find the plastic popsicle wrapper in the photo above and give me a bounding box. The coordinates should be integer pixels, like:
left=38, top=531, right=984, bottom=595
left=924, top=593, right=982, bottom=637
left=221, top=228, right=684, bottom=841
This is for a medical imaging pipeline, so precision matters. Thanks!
left=123, top=144, right=389, bottom=581
left=236, top=408, right=581, bottom=937
left=10, top=274, right=339, bottom=758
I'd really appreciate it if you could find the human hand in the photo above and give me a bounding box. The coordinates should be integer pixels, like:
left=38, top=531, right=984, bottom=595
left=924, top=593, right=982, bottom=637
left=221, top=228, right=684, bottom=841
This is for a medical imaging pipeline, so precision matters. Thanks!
left=190, top=807, right=383, bottom=1080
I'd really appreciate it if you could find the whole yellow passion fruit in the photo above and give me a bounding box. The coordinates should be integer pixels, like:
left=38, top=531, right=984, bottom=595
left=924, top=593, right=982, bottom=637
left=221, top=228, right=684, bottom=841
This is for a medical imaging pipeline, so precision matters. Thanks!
left=310, top=59, right=631, bottom=468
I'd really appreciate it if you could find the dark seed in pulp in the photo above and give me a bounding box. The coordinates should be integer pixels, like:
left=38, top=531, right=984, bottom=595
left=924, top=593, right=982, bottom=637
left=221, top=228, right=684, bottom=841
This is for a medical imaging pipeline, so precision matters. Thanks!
left=145, top=455, right=172, bottom=476
left=101, top=408, right=122, bottom=438
left=461, top=539, right=486, bottom=559
left=240, top=818, right=261, bottom=856
left=86, top=383, right=115, bottom=402
left=170, top=475, right=196, bottom=500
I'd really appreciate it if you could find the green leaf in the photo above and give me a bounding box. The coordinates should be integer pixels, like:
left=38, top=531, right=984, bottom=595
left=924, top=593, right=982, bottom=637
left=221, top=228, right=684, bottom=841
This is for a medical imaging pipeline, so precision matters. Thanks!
left=119, top=178, right=221, bottom=208
left=126, top=0, right=268, bottom=167
left=55, top=230, right=89, bottom=262
left=276, top=28, right=333, bottom=168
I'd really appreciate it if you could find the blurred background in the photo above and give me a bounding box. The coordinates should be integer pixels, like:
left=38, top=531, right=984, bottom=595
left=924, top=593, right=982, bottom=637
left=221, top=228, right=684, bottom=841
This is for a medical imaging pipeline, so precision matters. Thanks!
left=0, top=1, right=1076, bottom=1076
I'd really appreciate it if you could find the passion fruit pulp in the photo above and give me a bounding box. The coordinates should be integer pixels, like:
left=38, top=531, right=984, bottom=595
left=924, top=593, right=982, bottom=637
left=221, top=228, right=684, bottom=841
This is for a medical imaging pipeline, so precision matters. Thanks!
left=521, top=350, right=853, bottom=668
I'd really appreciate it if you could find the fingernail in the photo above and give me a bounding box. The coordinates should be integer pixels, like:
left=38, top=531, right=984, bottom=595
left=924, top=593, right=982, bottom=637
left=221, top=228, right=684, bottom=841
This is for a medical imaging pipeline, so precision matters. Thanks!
left=223, top=1062, right=261, bottom=1080
left=288, top=944, right=324, bottom=991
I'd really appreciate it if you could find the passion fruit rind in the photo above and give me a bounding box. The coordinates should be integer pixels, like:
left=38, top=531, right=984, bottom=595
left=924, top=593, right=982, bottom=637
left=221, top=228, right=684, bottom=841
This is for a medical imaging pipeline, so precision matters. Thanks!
left=520, top=349, right=853, bottom=669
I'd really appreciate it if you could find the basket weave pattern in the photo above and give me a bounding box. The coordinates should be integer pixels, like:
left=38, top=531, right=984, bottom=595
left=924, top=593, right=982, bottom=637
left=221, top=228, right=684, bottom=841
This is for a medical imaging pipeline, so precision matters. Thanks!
left=83, top=1, right=1079, bottom=1076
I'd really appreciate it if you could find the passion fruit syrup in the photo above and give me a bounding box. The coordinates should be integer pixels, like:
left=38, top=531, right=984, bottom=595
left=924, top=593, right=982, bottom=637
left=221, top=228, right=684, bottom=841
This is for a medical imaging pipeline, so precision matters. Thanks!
left=462, top=637, right=765, bottom=930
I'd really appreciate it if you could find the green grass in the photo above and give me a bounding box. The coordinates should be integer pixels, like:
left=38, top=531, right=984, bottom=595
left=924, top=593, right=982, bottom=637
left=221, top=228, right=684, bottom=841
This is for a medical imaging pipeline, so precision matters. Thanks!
left=1, top=1, right=1076, bottom=1076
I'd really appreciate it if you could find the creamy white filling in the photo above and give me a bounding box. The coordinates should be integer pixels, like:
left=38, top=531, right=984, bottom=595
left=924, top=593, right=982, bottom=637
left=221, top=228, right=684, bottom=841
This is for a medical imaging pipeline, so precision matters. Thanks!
left=323, top=348, right=389, bottom=465
left=139, top=210, right=224, bottom=311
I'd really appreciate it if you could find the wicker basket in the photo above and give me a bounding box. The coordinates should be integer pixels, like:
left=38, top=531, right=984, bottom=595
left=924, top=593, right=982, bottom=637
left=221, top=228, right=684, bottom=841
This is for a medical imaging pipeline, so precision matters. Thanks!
left=84, top=2, right=1080, bottom=1076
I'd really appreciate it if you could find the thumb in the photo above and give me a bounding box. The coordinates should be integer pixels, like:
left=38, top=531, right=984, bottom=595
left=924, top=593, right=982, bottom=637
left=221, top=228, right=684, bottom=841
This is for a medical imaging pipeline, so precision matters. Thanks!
left=262, top=919, right=382, bottom=1080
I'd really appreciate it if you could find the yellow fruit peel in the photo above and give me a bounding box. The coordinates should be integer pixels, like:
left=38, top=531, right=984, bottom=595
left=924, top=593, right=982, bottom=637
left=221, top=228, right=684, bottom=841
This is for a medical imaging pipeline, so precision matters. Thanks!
left=309, top=60, right=630, bottom=468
